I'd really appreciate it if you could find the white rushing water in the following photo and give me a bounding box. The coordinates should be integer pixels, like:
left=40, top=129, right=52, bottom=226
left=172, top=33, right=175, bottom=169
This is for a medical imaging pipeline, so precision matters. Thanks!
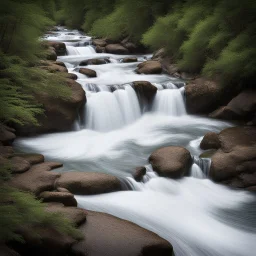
left=17, top=27, right=256, bottom=256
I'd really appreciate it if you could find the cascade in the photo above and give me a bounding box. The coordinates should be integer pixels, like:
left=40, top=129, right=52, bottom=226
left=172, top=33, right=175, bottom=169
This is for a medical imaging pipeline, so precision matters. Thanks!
left=15, top=27, right=256, bottom=256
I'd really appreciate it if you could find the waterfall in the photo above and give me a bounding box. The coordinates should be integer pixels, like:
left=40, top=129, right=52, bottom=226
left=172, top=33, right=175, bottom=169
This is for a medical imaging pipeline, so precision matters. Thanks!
left=84, top=85, right=141, bottom=132
left=66, top=45, right=96, bottom=55
left=16, top=27, right=255, bottom=256
left=152, top=88, right=186, bottom=116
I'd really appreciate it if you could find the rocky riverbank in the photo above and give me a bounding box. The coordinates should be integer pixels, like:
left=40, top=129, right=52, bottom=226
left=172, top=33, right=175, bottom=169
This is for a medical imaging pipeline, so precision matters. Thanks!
left=0, top=124, right=174, bottom=256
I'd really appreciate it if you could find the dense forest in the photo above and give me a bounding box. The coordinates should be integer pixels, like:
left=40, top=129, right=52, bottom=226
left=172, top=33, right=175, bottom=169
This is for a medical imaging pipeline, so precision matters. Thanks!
left=57, top=0, right=256, bottom=87
left=0, top=0, right=255, bottom=254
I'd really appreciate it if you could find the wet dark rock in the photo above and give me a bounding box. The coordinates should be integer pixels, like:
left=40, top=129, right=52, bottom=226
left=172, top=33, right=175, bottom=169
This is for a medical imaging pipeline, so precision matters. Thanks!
left=133, top=166, right=146, bottom=182
left=133, top=81, right=157, bottom=105
left=149, top=146, right=192, bottom=178
left=79, top=58, right=110, bottom=66
left=79, top=68, right=97, bottom=77
left=55, top=171, right=122, bottom=195
left=0, top=124, right=16, bottom=145
left=122, top=57, right=138, bottom=63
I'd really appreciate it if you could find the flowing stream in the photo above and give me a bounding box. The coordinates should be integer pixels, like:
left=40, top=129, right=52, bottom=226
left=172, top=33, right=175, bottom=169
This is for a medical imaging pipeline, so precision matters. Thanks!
left=16, top=27, right=256, bottom=256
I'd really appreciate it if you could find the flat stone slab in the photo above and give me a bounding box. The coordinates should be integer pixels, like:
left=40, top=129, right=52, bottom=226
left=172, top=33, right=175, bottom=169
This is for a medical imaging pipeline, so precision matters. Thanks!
left=72, top=211, right=173, bottom=256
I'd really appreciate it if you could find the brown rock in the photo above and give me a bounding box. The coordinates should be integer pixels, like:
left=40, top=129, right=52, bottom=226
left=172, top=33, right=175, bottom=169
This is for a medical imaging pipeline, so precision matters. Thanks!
left=66, top=73, right=77, bottom=80
left=71, top=211, right=173, bottom=256
left=16, top=79, right=86, bottom=135
left=209, top=126, right=256, bottom=190
left=39, top=63, right=68, bottom=73
left=149, top=146, right=192, bottom=178
left=95, top=45, right=105, bottom=53
left=185, top=78, right=224, bottom=114
left=0, top=146, right=14, bottom=157
left=200, top=132, right=221, bottom=150
left=152, top=48, right=166, bottom=60
left=79, top=58, right=109, bottom=66
left=46, top=47, right=57, bottom=61
left=47, top=41, right=66, bottom=55
left=39, top=191, right=77, bottom=207
left=133, top=166, right=146, bottom=182
left=8, top=162, right=62, bottom=195
left=79, top=68, right=97, bottom=77
left=105, top=44, right=129, bottom=55
left=133, top=81, right=157, bottom=104
left=56, top=187, right=70, bottom=193
left=12, top=225, right=75, bottom=256
left=0, top=124, right=16, bottom=145
left=92, top=39, right=107, bottom=47
left=45, top=203, right=87, bottom=226
left=9, top=156, right=31, bottom=173
left=13, top=153, right=44, bottom=165
left=122, top=57, right=138, bottom=63
left=209, top=89, right=256, bottom=121
left=55, top=171, right=122, bottom=195
left=136, top=61, right=162, bottom=74
left=53, top=61, right=66, bottom=67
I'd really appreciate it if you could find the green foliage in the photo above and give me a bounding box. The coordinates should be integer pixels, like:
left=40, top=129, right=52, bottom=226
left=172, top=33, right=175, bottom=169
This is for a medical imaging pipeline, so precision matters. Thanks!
left=0, top=52, right=71, bottom=126
left=143, top=0, right=256, bottom=85
left=0, top=166, right=82, bottom=243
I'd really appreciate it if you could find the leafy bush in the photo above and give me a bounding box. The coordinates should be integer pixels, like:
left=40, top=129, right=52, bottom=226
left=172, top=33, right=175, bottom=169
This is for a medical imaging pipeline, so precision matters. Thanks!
left=0, top=165, right=82, bottom=243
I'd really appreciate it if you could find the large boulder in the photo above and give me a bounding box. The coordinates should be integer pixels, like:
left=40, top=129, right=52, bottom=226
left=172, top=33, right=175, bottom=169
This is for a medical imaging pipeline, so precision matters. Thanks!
left=79, top=58, right=110, bottom=66
left=136, top=60, right=162, bottom=74
left=132, top=81, right=157, bottom=105
left=79, top=68, right=97, bottom=77
left=185, top=78, right=224, bottom=114
left=105, top=44, right=129, bottom=54
left=71, top=211, right=173, bottom=256
left=55, top=172, right=122, bottom=195
left=16, top=79, right=86, bottom=135
left=0, top=124, right=16, bottom=145
left=149, top=146, right=192, bottom=178
left=47, top=41, right=66, bottom=55
left=210, top=89, right=256, bottom=122
left=8, top=162, right=62, bottom=195
left=208, top=126, right=256, bottom=190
